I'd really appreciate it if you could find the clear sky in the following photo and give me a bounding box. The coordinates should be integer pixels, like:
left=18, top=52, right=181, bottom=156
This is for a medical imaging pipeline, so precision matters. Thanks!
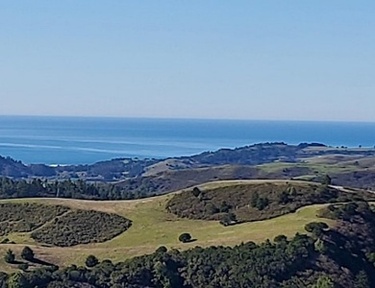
left=1, top=1, right=374, bottom=121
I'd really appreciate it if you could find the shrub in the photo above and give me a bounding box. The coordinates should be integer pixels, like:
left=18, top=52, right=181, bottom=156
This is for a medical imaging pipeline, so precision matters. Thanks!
left=287, top=186, right=297, bottom=196
left=167, top=182, right=371, bottom=225
left=278, top=191, right=290, bottom=204
left=305, top=222, right=329, bottom=238
left=220, top=201, right=232, bottom=213
left=0, top=203, right=69, bottom=236
left=314, top=238, right=328, bottom=254
left=85, top=255, right=99, bottom=268
left=31, top=210, right=132, bottom=247
left=274, top=235, right=288, bottom=243
left=4, top=249, right=15, bottom=263
left=155, top=246, right=168, bottom=253
left=322, top=174, right=332, bottom=185
left=256, top=197, right=269, bottom=210
left=250, top=191, right=259, bottom=208
left=191, top=187, right=201, bottom=197
left=18, top=263, right=29, bottom=271
left=178, top=233, right=192, bottom=243
left=313, top=275, right=334, bottom=288
left=21, top=246, right=34, bottom=261
left=220, top=213, right=237, bottom=226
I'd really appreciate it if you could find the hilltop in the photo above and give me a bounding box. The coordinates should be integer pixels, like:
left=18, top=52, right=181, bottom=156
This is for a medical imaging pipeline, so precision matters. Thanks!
left=2, top=142, right=375, bottom=201
left=1, top=142, right=374, bottom=180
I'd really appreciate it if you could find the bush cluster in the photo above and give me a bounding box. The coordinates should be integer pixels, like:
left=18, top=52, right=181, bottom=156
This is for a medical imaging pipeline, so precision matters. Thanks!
left=166, top=182, right=372, bottom=225
left=0, top=203, right=69, bottom=236
left=31, top=210, right=132, bottom=246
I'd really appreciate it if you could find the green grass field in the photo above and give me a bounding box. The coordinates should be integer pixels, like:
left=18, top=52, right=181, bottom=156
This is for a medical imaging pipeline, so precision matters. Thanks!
left=257, top=161, right=361, bottom=175
left=0, top=180, right=335, bottom=272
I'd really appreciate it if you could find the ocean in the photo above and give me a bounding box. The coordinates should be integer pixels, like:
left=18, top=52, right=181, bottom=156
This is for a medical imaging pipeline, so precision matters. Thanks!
left=0, top=116, right=374, bottom=165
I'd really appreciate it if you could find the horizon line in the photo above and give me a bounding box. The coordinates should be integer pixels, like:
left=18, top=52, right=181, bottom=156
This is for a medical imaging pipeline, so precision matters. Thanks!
left=0, top=114, right=374, bottom=124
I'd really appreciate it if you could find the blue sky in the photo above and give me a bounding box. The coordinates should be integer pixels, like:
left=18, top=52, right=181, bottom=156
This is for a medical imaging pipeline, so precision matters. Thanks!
left=1, top=1, right=374, bottom=121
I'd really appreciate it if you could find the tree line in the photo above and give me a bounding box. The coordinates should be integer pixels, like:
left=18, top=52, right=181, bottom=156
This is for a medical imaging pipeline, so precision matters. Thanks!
left=0, top=177, right=153, bottom=200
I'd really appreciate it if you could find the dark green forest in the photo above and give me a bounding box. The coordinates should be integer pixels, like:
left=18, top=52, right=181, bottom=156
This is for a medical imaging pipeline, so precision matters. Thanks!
left=0, top=177, right=152, bottom=200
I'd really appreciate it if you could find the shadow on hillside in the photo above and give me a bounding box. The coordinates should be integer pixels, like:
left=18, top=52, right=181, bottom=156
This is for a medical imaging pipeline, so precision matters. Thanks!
left=9, top=260, right=27, bottom=265
left=29, top=257, right=56, bottom=267
left=186, top=238, right=197, bottom=243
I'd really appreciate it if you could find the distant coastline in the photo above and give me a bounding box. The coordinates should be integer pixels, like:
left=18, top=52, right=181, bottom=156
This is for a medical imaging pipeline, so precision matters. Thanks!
left=0, top=116, right=374, bottom=165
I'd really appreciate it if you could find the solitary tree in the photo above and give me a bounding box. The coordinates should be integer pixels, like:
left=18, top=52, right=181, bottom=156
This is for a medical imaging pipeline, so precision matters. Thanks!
left=178, top=233, right=192, bottom=243
left=220, top=213, right=237, bottom=226
left=21, top=246, right=34, bottom=261
left=85, top=255, right=99, bottom=268
left=191, top=187, right=201, bottom=197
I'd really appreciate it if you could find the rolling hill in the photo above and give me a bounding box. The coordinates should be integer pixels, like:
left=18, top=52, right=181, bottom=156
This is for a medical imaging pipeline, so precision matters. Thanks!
left=0, top=179, right=372, bottom=273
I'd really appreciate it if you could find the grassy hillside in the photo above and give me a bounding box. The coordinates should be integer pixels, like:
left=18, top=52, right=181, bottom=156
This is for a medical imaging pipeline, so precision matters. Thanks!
left=0, top=180, right=336, bottom=273
left=4, top=200, right=375, bottom=288
left=116, top=154, right=375, bottom=198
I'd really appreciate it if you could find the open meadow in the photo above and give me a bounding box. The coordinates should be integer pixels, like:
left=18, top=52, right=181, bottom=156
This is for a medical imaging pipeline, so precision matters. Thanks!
left=0, top=180, right=336, bottom=272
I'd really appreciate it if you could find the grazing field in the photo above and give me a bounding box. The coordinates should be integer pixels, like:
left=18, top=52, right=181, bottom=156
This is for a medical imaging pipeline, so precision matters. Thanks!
left=0, top=180, right=338, bottom=272
left=257, top=161, right=361, bottom=175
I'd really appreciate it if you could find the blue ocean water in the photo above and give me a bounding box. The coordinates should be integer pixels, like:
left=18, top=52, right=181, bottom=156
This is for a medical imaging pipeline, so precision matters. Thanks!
left=0, top=116, right=374, bottom=165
